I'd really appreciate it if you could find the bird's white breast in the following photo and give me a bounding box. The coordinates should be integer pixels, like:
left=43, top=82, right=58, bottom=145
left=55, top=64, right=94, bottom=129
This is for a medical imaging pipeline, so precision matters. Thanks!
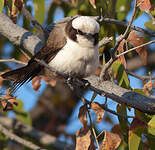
left=48, top=38, right=99, bottom=77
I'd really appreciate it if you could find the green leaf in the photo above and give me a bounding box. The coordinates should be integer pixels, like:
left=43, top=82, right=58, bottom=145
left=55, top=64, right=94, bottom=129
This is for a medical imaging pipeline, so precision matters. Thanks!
left=129, top=131, right=141, bottom=150
left=133, top=89, right=146, bottom=96
left=0, top=0, right=4, bottom=14
left=13, top=100, right=32, bottom=126
left=144, top=20, right=155, bottom=31
left=116, top=0, right=132, bottom=21
left=117, top=104, right=128, bottom=142
left=117, top=141, right=128, bottom=150
left=33, top=0, right=45, bottom=24
left=111, top=61, right=130, bottom=89
left=129, top=118, right=146, bottom=150
left=68, top=8, right=78, bottom=16
left=146, top=134, right=155, bottom=149
left=148, top=116, right=155, bottom=136
left=47, top=2, right=57, bottom=24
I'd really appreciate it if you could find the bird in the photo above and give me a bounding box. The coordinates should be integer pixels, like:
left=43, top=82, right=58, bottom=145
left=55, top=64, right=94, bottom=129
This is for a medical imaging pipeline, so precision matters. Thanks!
left=1, top=16, right=100, bottom=93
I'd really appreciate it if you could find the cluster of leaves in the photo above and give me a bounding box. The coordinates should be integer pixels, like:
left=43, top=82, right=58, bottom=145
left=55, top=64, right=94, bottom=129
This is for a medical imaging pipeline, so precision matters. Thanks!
left=0, top=0, right=155, bottom=150
left=76, top=102, right=121, bottom=149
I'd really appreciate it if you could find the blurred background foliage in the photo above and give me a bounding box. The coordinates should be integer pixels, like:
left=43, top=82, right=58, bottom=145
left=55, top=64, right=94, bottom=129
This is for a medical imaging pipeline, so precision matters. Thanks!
left=0, top=0, right=155, bottom=150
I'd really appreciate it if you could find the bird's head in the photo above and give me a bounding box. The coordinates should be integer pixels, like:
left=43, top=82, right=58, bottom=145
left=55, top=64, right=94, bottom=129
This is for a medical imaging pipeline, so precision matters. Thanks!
left=65, top=16, right=100, bottom=47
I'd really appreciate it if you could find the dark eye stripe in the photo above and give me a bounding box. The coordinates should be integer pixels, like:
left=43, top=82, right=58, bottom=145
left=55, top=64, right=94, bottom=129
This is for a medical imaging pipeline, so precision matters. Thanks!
left=93, top=33, right=98, bottom=45
left=77, top=29, right=84, bottom=35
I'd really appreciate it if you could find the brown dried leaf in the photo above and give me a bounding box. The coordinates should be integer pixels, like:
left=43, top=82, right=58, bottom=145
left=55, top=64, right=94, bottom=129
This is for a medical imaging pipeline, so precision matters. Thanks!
left=76, top=126, right=95, bottom=150
left=91, top=102, right=104, bottom=123
left=137, top=0, right=152, bottom=11
left=18, top=54, right=29, bottom=63
left=32, top=76, right=41, bottom=91
left=0, top=76, right=4, bottom=88
left=111, top=124, right=122, bottom=137
left=118, top=39, right=127, bottom=68
left=72, top=0, right=78, bottom=5
left=10, top=0, right=18, bottom=23
left=78, top=104, right=88, bottom=128
left=101, top=130, right=121, bottom=150
left=143, top=80, right=153, bottom=96
left=0, top=90, right=18, bottom=111
left=104, top=113, right=114, bottom=125
left=89, top=0, right=96, bottom=9
left=14, top=0, right=24, bottom=11
left=128, top=31, right=147, bottom=65
left=41, top=76, right=57, bottom=87
left=130, top=118, right=147, bottom=131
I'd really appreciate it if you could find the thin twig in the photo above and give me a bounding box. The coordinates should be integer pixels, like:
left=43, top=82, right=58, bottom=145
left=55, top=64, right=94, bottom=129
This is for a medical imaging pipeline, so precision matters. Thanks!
left=126, top=70, right=155, bottom=81
left=113, top=0, right=137, bottom=54
left=0, top=123, right=44, bottom=150
left=0, top=115, right=71, bottom=149
left=100, top=104, right=134, bottom=119
left=145, top=10, right=155, bottom=25
left=117, top=40, right=155, bottom=58
left=99, top=37, right=113, bottom=48
left=21, top=5, right=45, bottom=34
left=97, top=17, right=155, bottom=37
left=0, top=58, right=27, bottom=65
left=87, top=110, right=100, bottom=149
left=99, top=0, right=137, bottom=80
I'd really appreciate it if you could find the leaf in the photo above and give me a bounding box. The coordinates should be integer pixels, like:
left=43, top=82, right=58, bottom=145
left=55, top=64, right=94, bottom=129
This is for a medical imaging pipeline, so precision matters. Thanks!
left=143, top=80, right=153, bottom=96
left=91, top=102, right=104, bottom=123
left=41, top=76, right=57, bottom=87
left=0, top=76, right=4, bottom=88
left=0, top=90, right=18, bottom=111
left=33, top=0, right=45, bottom=24
left=11, top=0, right=18, bottom=23
left=101, top=130, right=121, bottom=150
left=89, top=0, right=96, bottom=9
left=127, top=30, right=147, bottom=65
left=14, top=0, right=24, bottom=11
left=78, top=104, right=88, bottom=128
left=118, top=39, right=127, bottom=68
left=32, top=76, right=41, bottom=91
left=111, top=124, right=122, bottom=137
left=0, top=0, right=4, bottom=14
left=137, top=0, right=152, bottom=11
left=111, top=61, right=130, bottom=88
left=76, top=126, right=95, bottom=150
left=129, top=118, right=146, bottom=150
left=144, top=20, right=155, bottom=30
left=117, top=104, right=129, bottom=135
left=148, top=116, right=155, bottom=136
left=13, top=100, right=32, bottom=125
left=116, top=0, right=132, bottom=21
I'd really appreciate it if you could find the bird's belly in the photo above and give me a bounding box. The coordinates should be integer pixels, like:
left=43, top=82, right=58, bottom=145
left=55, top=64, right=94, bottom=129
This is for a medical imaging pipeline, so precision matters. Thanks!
left=48, top=46, right=99, bottom=77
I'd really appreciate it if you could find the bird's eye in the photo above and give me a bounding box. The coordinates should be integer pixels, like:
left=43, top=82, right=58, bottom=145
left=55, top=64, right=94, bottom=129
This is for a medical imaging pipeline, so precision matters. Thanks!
left=77, top=29, right=84, bottom=35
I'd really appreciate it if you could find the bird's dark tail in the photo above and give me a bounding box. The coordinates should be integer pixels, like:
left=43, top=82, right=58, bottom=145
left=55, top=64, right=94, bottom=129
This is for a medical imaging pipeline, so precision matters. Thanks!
left=1, top=61, right=42, bottom=94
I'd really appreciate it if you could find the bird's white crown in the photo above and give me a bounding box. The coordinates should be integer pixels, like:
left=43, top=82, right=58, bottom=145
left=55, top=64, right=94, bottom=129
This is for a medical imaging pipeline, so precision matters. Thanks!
left=72, top=16, right=100, bottom=34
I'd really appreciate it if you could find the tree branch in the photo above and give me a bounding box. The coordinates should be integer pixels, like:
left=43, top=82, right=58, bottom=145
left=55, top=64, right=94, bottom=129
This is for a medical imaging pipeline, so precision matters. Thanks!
left=0, top=123, right=44, bottom=150
left=117, top=40, right=155, bottom=57
left=0, top=115, right=72, bottom=150
left=99, top=0, right=137, bottom=80
left=0, top=13, right=43, bottom=55
left=0, top=58, right=27, bottom=65
left=98, top=18, right=155, bottom=37
left=0, top=11, right=155, bottom=114
left=86, top=76, right=155, bottom=114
